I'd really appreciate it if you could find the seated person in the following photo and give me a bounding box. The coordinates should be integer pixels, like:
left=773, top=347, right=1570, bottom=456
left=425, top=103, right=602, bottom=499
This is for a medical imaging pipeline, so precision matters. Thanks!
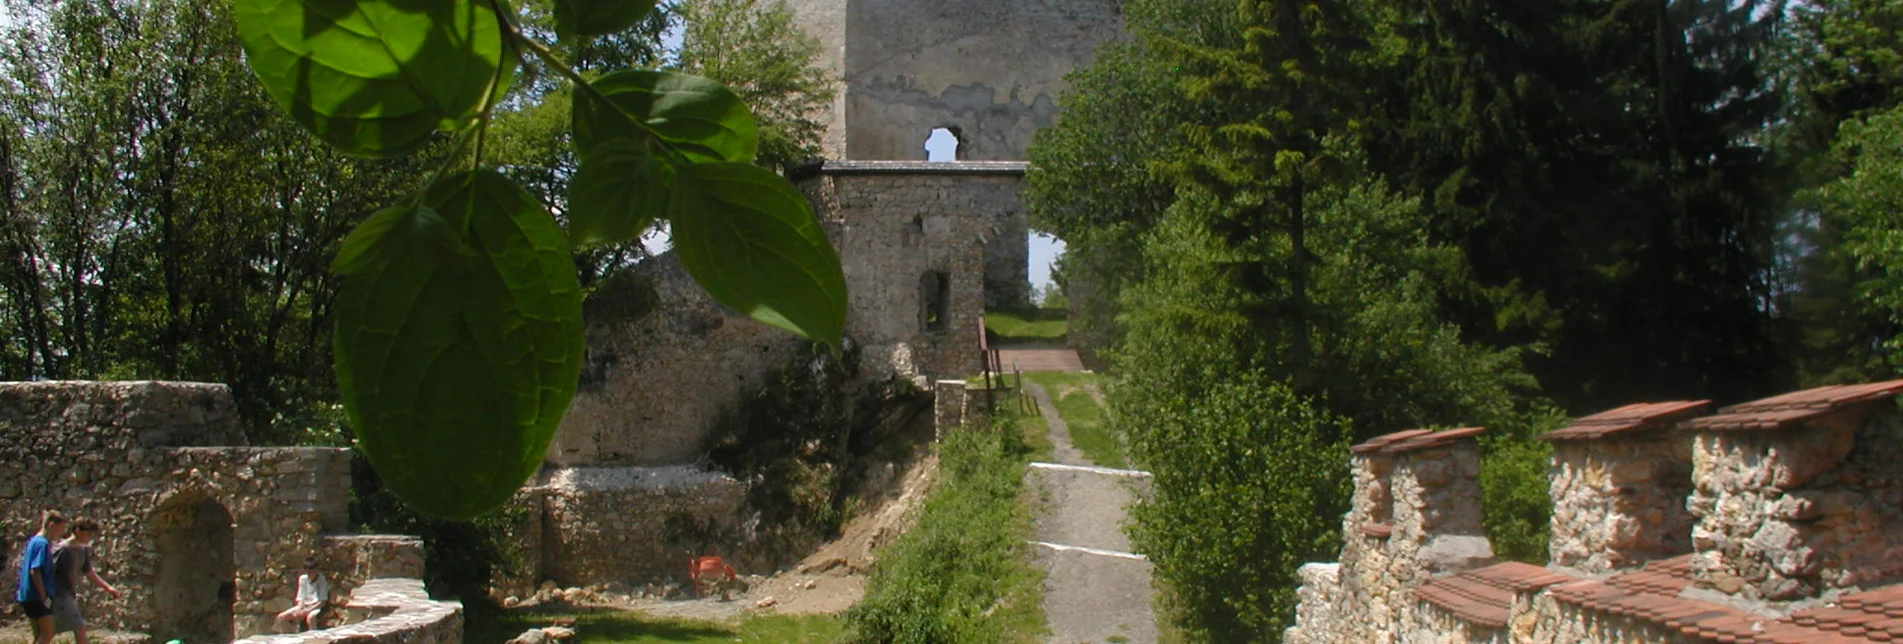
left=273, top=557, right=329, bottom=633
left=688, top=549, right=742, bottom=601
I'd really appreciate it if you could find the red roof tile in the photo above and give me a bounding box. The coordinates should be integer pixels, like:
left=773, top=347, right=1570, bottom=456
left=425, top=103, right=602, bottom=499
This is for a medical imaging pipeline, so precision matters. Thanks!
left=1550, top=569, right=1903, bottom=643
left=1415, top=563, right=1577, bottom=629
left=1541, top=400, right=1712, bottom=441
left=1359, top=523, right=1392, bottom=538
left=1684, top=380, right=1903, bottom=432
left=1352, top=427, right=1488, bottom=454
left=1350, top=429, right=1434, bottom=453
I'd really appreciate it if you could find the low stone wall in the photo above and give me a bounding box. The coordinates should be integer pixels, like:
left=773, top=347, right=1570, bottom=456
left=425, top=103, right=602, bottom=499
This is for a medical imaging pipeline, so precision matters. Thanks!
left=512, top=466, right=746, bottom=588
left=234, top=578, right=461, bottom=644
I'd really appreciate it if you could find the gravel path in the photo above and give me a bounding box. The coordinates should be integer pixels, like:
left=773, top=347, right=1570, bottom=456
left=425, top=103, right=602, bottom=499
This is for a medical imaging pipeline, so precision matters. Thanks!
left=1024, top=384, right=1159, bottom=644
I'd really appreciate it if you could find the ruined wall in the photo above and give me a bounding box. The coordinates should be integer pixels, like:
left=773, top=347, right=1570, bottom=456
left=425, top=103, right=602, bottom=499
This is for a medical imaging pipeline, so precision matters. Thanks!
left=798, top=162, right=1026, bottom=381
left=551, top=256, right=804, bottom=467
left=1686, top=410, right=1903, bottom=600
left=1546, top=436, right=1695, bottom=572
left=0, top=382, right=354, bottom=640
left=787, top=0, right=1124, bottom=162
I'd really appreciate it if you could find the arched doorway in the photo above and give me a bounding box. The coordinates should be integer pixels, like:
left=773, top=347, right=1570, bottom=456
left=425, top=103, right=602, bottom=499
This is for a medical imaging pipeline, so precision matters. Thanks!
left=154, top=495, right=235, bottom=643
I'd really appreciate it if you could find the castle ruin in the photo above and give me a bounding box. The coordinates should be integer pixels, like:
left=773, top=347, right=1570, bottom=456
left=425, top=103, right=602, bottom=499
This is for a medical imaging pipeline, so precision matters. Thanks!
left=501, top=0, right=1124, bottom=591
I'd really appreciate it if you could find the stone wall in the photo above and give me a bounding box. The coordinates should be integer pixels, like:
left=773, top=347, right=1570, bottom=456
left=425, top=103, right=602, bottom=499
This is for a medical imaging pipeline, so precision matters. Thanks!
left=0, top=381, right=436, bottom=641
left=509, top=466, right=746, bottom=589
left=797, top=162, right=1027, bottom=382
left=1686, top=409, right=1903, bottom=600
left=786, top=0, right=1124, bottom=162
left=1546, top=436, right=1696, bottom=573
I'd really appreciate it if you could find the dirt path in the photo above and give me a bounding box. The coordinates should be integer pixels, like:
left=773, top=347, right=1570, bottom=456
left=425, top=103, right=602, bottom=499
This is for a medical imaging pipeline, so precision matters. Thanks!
left=1024, top=390, right=1159, bottom=644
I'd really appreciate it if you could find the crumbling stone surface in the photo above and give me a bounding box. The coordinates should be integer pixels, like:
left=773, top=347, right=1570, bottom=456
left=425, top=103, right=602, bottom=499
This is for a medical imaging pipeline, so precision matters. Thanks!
left=550, top=255, right=805, bottom=467
left=1686, top=411, right=1903, bottom=600
left=1547, top=437, right=1695, bottom=572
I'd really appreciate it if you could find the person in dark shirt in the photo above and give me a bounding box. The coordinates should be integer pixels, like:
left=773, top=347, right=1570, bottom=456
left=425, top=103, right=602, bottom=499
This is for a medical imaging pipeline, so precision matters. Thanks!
left=14, top=511, right=67, bottom=644
left=51, top=517, right=121, bottom=644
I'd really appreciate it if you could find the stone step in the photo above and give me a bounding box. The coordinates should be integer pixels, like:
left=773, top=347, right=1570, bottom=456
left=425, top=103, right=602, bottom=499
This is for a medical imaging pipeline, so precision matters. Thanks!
left=1024, top=462, right=1151, bottom=554
left=1032, top=542, right=1159, bottom=644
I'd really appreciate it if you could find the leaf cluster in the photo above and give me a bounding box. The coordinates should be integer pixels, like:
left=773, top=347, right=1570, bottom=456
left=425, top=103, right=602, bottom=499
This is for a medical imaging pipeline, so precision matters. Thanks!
left=229, top=0, right=847, bottom=518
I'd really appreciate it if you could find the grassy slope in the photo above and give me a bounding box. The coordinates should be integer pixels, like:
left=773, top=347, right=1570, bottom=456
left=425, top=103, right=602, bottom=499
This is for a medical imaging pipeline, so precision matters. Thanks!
left=845, top=408, right=1049, bottom=643
left=984, top=309, right=1068, bottom=342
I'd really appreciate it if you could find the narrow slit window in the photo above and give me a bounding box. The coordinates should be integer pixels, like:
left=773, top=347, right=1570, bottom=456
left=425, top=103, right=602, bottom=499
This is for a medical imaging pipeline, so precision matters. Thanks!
left=921, top=271, right=951, bottom=331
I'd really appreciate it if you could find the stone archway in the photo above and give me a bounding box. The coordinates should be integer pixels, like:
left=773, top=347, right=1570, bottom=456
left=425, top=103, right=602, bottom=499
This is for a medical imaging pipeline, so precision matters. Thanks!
left=154, top=494, right=235, bottom=643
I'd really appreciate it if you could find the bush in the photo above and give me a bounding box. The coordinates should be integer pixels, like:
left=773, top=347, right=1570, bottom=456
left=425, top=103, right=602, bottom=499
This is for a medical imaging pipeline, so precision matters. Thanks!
left=1125, top=377, right=1350, bottom=643
left=845, top=414, right=1045, bottom=643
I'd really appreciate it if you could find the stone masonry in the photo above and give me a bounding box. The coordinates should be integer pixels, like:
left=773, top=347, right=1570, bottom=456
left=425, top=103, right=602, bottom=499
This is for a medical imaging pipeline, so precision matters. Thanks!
left=1287, top=379, right=1903, bottom=644
left=0, top=381, right=452, bottom=643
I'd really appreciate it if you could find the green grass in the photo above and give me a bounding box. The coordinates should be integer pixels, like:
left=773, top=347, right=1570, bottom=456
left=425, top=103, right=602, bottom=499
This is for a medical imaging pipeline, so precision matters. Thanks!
left=467, top=608, right=843, bottom=644
left=984, top=308, right=1068, bottom=342
left=1022, top=373, right=1129, bottom=469
left=1017, top=393, right=1056, bottom=462
left=844, top=408, right=1049, bottom=643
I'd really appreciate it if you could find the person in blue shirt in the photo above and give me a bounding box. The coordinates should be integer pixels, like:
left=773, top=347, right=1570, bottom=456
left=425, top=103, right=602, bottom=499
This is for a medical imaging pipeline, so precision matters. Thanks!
left=14, top=510, right=68, bottom=644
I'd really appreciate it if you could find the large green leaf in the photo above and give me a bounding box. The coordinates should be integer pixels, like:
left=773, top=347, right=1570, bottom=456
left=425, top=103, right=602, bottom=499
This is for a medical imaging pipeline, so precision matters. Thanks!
left=333, top=170, right=583, bottom=519
left=234, top=0, right=515, bottom=157
left=572, top=70, right=758, bottom=164
left=566, top=139, right=673, bottom=249
left=671, top=163, right=845, bottom=347
left=554, top=0, right=657, bottom=40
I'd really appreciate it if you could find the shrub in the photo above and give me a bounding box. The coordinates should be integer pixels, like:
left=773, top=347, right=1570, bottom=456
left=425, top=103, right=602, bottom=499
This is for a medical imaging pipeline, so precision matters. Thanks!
left=1124, top=376, right=1350, bottom=643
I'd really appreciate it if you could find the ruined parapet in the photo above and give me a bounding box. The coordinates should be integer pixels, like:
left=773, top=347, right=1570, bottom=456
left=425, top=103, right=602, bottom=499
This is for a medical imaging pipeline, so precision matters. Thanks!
left=1308, top=428, right=1494, bottom=643
left=1682, top=380, right=1903, bottom=600
left=1539, top=401, right=1709, bottom=572
left=530, top=466, right=746, bottom=588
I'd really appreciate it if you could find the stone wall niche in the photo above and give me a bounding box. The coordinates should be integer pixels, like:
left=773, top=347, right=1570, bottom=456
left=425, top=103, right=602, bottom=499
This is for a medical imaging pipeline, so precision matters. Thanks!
left=1539, top=400, right=1709, bottom=573
left=154, top=493, right=237, bottom=643
left=1683, top=380, right=1903, bottom=601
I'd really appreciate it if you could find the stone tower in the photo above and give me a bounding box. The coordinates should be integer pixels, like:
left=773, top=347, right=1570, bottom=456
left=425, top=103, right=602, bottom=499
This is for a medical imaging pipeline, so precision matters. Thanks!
left=786, top=0, right=1124, bottom=313
left=786, top=0, right=1124, bottom=162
